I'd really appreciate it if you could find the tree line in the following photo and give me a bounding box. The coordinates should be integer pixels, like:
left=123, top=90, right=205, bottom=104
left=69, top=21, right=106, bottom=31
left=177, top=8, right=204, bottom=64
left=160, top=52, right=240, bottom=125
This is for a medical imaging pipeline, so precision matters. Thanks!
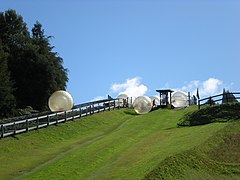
left=0, top=9, right=68, bottom=118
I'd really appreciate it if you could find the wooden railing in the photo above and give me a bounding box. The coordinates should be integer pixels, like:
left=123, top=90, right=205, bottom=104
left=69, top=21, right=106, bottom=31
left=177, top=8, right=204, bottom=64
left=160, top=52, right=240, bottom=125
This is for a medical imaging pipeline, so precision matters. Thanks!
left=198, top=92, right=240, bottom=109
left=0, top=98, right=128, bottom=138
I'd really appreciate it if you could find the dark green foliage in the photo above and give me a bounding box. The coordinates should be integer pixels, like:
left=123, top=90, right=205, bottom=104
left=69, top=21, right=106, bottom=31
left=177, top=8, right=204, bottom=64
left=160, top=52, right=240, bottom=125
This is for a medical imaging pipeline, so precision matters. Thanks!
left=0, top=9, right=29, bottom=50
left=178, top=103, right=240, bottom=126
left=204, top=97, right=216, bottom=106
left=222, top=89, right=238, bottom=104
left=192, top=95, right=197, bottom=105
left=0, top=9, right=68, bottom=115
left=0, top=43, right=16, bottom=118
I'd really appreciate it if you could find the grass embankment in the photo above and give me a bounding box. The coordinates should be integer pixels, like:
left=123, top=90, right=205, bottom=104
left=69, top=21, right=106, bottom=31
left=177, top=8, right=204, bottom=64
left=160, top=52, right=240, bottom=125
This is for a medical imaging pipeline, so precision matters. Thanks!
left=0, top=110, right=133, bottom=179
left=144, top=122, right=240, bottom=179
left=145, top=103, right=240, bottom=179
left=178, top=103, right=240, bottom=126
left=0, top=104, right=239, bottom=179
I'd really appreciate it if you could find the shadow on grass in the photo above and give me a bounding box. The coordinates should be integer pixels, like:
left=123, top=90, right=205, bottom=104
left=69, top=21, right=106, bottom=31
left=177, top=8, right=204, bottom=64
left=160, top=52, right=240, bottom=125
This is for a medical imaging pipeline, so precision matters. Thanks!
left=123, top=110, right=139, bottom=116
left=178, top=103, right=240, bottom=126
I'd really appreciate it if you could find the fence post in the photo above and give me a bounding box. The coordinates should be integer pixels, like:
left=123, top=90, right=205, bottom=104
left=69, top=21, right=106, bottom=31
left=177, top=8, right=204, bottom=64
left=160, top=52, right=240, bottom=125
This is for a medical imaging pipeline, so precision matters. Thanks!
left=56, top=113, right=58, bottom=124
left=26, top=119, right=29, bottom=131
left=109, top=100, right=111, bottom=111
left=1, top=124, right=4, bottom=138
left=47, top=115, right=50, bottom=126
left=65, top=111, right=67, bottom=122
left=37, top=117, right=39, bottom=129
left=79, top=107, right=82, bottom=118
left=13, top=122, right=16, bottom=135
left=92, top=104, right=94, bottom=115
left=209, top=96, right=212, bottom=106
left=72, top=109, right=74, bottom=120
left=198, top=100, right=200, bottom=109
left=87, top=106, right=90, bottom=115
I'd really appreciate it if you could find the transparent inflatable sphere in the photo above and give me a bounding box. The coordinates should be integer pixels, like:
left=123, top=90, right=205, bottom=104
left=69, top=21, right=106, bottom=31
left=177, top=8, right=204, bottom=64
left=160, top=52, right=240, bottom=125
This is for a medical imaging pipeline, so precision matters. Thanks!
left=150, top=96, right=160, bottom=106
left=133, top=96, right=152, bottom=114
left=172, top=91, right=188, bottom=108
left=48, top=90, right=73, bottom=112
left=116, top=94, right=129, bottom=107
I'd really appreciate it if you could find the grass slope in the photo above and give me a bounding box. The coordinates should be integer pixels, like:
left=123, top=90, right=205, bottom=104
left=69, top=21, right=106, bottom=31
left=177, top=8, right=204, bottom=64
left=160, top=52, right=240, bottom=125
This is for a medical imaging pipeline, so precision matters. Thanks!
left=178, top=103, right=240, bottom=126
left=144, top=122, right=240, bottom=179
left=0, top=105, right=238, bottom=179
left=0, top=110, right=133, bottom=179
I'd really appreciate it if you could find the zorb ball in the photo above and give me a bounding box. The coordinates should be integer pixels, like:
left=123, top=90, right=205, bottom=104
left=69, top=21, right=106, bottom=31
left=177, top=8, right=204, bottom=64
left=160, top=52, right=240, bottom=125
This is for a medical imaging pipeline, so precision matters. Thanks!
left=116, top=94, right=129, bottom=107
left=48, top=90, right=73, bottom=112
left=172, top=91, right=188, bottom=108
left=150, top=96, right=160, bottom=106
left=133, top=96, right=152, bottom=114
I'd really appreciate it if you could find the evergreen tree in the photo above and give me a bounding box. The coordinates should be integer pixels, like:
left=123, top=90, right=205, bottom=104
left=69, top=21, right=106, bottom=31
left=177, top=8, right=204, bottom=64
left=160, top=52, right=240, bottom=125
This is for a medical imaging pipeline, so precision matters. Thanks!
left=0, top=9, right=29, bottom=51
left=0, top=42, right=16, bottom=118
left=222, top=89, right=238, bottom=104
left=0, top=9, right=31, bottom=109
left=0, top=9, right=68, bottom=112
left=30, top=21, right=68, bottom=109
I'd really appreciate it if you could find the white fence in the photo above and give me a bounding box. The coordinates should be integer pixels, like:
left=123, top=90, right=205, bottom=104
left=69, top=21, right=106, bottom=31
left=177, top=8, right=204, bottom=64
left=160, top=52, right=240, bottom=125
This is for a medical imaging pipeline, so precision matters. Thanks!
left=0, top=98, right=127, bottom=138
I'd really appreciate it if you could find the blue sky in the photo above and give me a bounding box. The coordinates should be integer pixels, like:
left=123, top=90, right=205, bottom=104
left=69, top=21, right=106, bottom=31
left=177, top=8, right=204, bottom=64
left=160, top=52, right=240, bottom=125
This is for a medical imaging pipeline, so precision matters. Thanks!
left=1, top=0, right=240, bottom=104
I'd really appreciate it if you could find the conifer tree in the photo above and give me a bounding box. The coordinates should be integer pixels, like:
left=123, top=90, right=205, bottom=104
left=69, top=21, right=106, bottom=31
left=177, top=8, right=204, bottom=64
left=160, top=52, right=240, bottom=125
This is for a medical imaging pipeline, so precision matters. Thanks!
left=222, top=89, right=238, bottom=104
left=0, top=43, right=16, bottom=117
left=0, top=9, right=68, bottom=113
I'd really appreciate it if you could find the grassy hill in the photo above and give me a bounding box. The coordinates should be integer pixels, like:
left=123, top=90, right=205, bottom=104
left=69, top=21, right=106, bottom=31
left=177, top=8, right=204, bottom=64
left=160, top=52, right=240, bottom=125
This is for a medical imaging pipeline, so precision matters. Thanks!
left=0, top=105, right=239, bottom=179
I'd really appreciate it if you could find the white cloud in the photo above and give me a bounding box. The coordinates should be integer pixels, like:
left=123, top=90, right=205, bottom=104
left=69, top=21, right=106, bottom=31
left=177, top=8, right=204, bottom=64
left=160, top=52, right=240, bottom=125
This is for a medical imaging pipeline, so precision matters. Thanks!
left=201, top=78, right=222, bottom=96
left=110, top=77, right=148, bottom=98
left=177, top=78, right=223, bottom=98
left=91, top=96, right=106, bottom=102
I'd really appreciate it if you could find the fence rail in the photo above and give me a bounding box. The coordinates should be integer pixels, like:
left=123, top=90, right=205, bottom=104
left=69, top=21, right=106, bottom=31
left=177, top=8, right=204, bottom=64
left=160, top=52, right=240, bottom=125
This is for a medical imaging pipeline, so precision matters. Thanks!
left=198, top=92, right=240, bottom=109
left=0, top=98, right=127, bottom=139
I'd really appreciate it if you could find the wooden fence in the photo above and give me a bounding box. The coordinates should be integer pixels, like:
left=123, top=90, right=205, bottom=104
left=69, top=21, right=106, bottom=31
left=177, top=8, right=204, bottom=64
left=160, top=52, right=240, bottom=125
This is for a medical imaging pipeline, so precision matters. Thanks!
left=0, top=98, right=128, bottom=139
left=198, top=92, right=240, bottom=109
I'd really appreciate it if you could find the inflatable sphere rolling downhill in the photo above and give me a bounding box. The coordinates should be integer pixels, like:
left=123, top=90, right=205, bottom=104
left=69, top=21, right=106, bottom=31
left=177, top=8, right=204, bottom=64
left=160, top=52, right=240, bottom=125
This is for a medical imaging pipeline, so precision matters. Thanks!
left=48, top=90, right=73, bottom=112
left=133, top=96, right=152, bottom=114
left=171, top=91, right=188, bottom=108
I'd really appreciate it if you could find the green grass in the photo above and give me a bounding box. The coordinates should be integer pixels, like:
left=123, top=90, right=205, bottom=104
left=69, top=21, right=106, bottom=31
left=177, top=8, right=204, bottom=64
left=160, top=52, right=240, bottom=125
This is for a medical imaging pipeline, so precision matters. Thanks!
left=0, top=105, right=239, bottom=179
left=144, top=122, right=240, bottom=179
left=0, top=110, right=133, bottom=179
